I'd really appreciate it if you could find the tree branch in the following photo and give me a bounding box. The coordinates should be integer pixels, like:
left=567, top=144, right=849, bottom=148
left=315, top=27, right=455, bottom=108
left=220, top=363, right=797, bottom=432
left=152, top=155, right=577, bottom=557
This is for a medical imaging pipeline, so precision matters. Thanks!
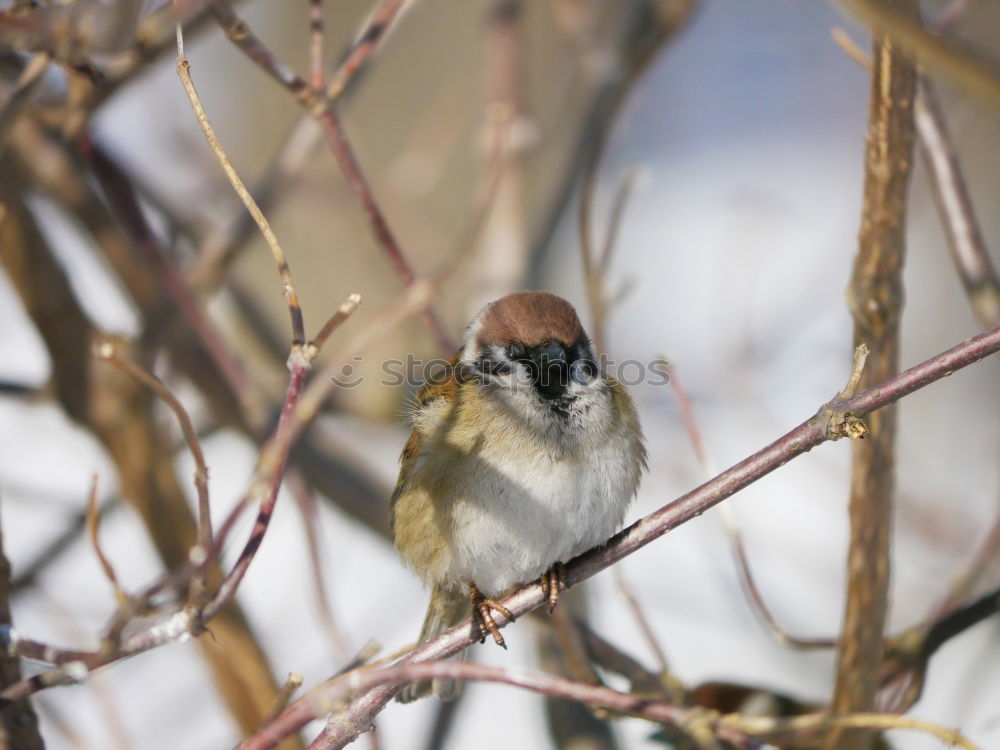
left=243, top=661, right=980, bottom=750
left=208, top=0, right=454, bottom=352
left=831, top=3, right=919, bottom=747
left=246, top=322, right=1000, bottom=749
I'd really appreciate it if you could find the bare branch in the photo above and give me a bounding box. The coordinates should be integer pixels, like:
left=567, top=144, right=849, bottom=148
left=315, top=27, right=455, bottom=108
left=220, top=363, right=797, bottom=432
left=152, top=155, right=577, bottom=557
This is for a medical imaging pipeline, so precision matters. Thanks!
left=610, top=567, right=670, bottom=674
left=94, top=339, right=213, bottom=572
left=311, top=294, right=362, bottom=354
left=831, top=5, right=919, bottom=746
left=252, top=322, right=1000, bottom=748
left=84, top=475, right=128, bottom=606
left=0, top=493, right=45, bottom=749
left=916, top=78, right=1000, bottom=329
left=669, top=363, right=835, bottom=650
left=577, top=3, right=698, bottom=354
left=241, top=660, right=980, bottom=750
left=201, top=281, right=433, bottom=623
left=326, top=0, right=406, bottom=102
left=174, top=19, right=307, bottom=344
left=208, top=0, right=454, bottom=352
left=833, top=26, right=1000, bottom=331
left=263, top=673, right=304, bottom=727
left=0, top=52, right=49, bottom=152
left=309, top=0, right=325, bottom=93
left=288, top=472, right=352, bottom=664
left=840, top=0, right=1000, bottom=112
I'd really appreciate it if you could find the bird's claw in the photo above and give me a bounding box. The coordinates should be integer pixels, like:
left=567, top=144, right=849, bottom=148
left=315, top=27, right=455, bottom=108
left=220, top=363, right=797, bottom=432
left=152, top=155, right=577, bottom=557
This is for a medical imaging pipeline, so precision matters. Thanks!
left=540, top=562, right=567, bottom=613
left=470, top=583, right=513, bottom=649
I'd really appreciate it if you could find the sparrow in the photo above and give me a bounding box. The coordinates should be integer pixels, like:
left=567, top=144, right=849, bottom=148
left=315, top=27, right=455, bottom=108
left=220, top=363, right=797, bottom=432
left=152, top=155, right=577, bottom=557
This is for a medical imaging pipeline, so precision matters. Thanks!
left=391, top=291, right=646, bottom=702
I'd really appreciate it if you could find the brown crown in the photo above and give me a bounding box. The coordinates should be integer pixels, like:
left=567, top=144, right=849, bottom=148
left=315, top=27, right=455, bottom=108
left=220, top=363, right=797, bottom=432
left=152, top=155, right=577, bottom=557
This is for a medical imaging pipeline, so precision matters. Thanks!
left=475, top=292, right=586, bottom=348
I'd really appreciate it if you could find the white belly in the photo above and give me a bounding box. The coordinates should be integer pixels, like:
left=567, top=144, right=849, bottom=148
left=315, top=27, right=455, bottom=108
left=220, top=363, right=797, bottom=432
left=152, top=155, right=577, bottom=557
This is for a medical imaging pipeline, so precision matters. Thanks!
left=446, top=438, right=634, bottom=597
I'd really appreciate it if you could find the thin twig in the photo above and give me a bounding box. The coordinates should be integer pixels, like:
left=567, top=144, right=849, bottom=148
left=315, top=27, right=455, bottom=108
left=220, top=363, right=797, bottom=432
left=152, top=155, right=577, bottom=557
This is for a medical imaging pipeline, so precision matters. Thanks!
left=262, top=673, right=304, bottom=727
left=12, top=499, right=119, bottom=593
left=309, top=0, right=325, bottom=93
left=83, top=475, right=127, bottom=606
left=248, top=323, right=1000, bottom=748
left=311, top=294, right=362, bottom=353
left=610, top=567, right=670, bottom=673
left=0, top=51, right=49, bottom=152
left=728, top=526, right=838, bottom=651
left=596, top=167, right=641, bottom=277
left=837, top=343, right=871, bottom=400
left=186, top=115, right=324, bottom=294
left=208, top=2, right=312, bottom=105
left=264, top=661, right=724, bottom=750
left=669, top=362, right=836, bottom=650
left=288, top=472, right=351, bottom=664
left=78, top=135, right=258, bottom=418
left=94, top=339, right=213, bottom=570
left=326, top=0, right=405, bottom=102
left=577, top=5, right=697, bottom=354
left=581, top=168, right=641, bottom=356
left=200, top=351, right=311, bottom=622
left=576, top=620, right=683, bottom=702
left=916, top=78, right=1000, bottom=329
left=208, top=0, right=454, bottom=352
left=735, top=711, right=980, bottom=750
left=0, top=281, right=419, bottom=702
left=832, top=27, right=1000, bottom=331
left=313, top=110, right=453, bottom=351
left=174, top=18, right=306, bottom=344
left=840, top=0, right=1000, bottom=112
left=240, top=660, right=980, bottom=750
left=201, top=281, right=434, bottom=623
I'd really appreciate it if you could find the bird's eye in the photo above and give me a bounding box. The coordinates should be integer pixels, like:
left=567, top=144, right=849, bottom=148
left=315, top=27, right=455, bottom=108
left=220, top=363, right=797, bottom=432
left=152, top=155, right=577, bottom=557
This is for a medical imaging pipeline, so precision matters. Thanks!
left=507, top=342, right=526, bottom=360
left=539, top=340, right=565, bottom=362
left=570, top=358, right=597, bottom=385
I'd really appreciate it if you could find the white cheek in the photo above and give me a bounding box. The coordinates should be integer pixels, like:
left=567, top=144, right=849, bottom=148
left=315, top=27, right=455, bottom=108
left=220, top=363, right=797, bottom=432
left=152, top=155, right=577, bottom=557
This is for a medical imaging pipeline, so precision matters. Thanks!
left=511, top=362, right=534, bottom=389
left=482, top=361, right=533, bottom=392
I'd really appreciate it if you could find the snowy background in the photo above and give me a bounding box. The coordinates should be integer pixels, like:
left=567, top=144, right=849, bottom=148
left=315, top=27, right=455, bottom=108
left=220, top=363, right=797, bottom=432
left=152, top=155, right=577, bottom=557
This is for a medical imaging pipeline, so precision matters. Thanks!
left=1, top=1, right=999, bottom=749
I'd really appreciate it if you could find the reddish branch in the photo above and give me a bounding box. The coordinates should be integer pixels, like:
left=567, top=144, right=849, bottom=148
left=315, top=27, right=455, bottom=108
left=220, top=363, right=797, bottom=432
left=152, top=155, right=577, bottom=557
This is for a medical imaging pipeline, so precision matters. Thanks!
left=308, top=0, right=325, bottom=93
left=240, top=323, right=1000, bottom=749
left=208, top=1, right=454, bottom=353
left=79, top=133, right=256, bottom=397
left=326, top=0, right=406, bottom=102
left=0, top=282, right=430, bottom=703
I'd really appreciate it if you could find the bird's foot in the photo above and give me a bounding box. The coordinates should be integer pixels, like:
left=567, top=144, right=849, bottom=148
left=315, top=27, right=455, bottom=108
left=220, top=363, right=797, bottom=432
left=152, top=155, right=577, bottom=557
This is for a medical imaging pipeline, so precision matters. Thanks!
left=540, top=562, right=567, bottom=613
left=470, top=583, right=513, bottom=649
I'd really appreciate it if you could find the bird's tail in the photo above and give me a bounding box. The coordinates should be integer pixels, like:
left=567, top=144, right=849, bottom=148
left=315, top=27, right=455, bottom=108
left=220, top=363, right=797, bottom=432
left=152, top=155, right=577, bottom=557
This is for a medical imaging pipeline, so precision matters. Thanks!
left=397, top=585, right=469, bottom=703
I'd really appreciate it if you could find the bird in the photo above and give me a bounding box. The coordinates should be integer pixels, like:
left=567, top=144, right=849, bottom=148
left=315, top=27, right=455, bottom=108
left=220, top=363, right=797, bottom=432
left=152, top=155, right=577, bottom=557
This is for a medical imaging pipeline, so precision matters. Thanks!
left=391, top=291, right=646, bottom=702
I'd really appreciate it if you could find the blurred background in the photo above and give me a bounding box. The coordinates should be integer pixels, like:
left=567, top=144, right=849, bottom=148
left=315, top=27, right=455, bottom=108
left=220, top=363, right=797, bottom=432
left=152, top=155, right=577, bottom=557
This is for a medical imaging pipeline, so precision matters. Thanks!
left=1, top=0, right=999, bottom=748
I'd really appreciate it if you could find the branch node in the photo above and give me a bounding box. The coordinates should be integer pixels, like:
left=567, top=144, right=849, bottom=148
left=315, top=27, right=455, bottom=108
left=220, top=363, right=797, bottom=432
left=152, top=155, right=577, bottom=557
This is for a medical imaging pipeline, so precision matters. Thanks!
left=680, top=706, right=722, bottom=748
left=820, top=343, right=872, bottom=440
left=287, top=342, right=316, bottom=371
left=843, top=414, right=870, bottom=440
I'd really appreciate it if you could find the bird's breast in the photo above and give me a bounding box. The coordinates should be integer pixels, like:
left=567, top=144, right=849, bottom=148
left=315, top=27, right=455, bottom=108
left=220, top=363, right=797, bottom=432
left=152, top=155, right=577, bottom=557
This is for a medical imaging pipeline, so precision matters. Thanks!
left=441, top=428, right=635, bottom=597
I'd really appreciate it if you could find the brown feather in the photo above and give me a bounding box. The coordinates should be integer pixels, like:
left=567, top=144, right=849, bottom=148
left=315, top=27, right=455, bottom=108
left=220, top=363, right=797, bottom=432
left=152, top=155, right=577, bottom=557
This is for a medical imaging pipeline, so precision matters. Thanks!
left=475, top=291, right=585, bottom=348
